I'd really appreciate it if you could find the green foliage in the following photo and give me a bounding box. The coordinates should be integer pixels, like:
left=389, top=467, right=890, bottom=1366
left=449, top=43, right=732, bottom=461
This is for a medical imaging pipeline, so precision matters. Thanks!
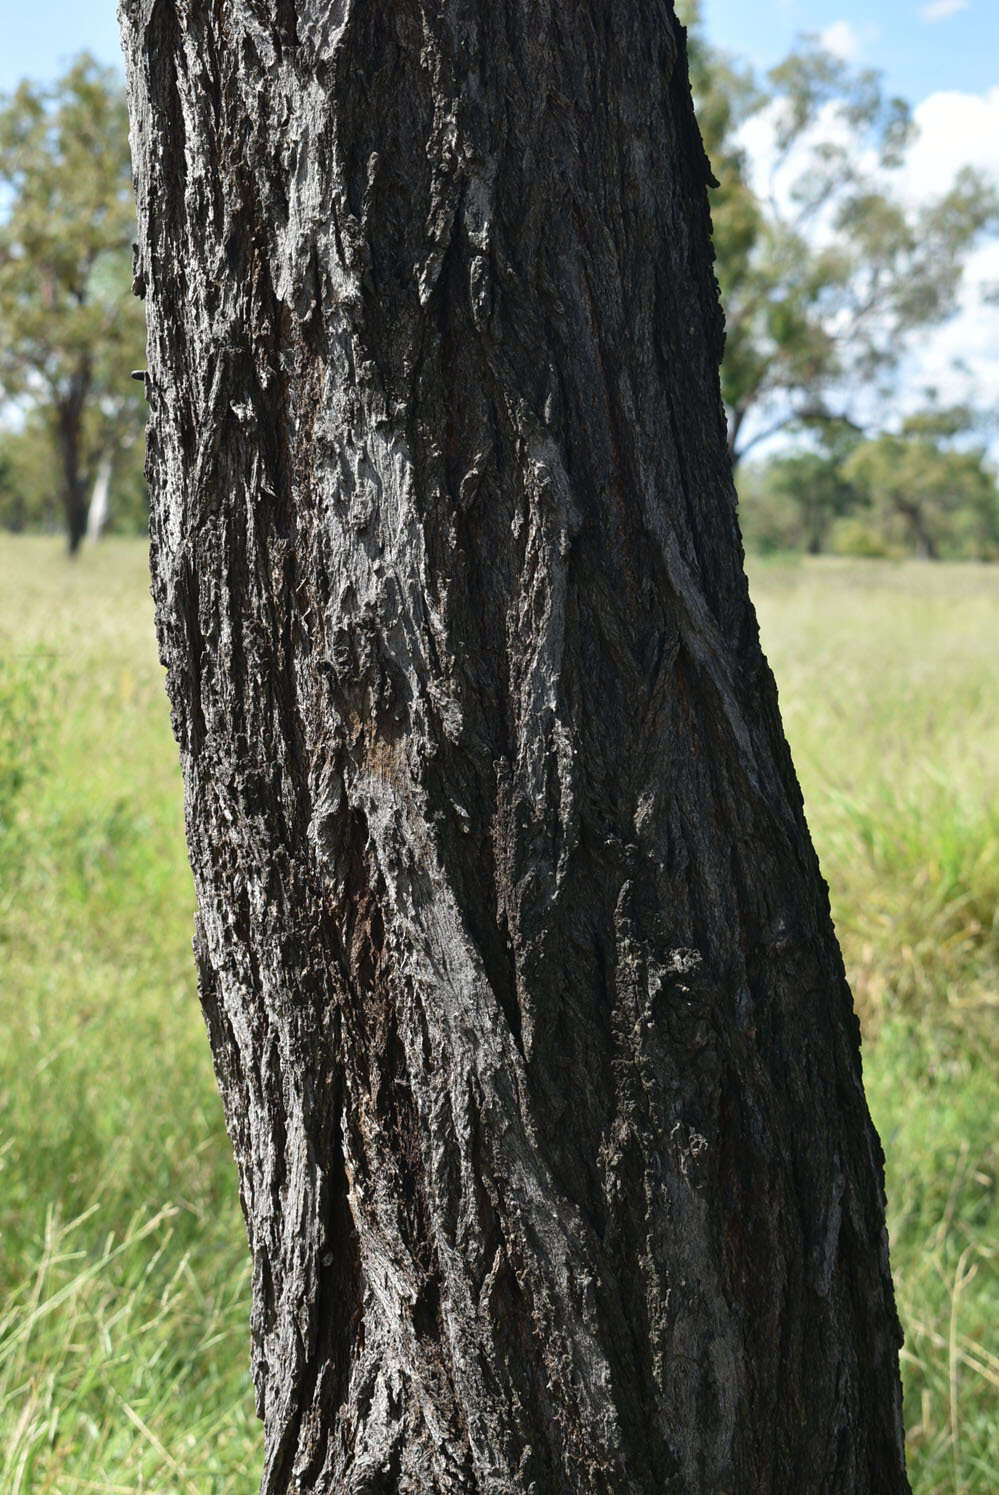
left=843, top=420, right=999, bottom=559
left=733, top=460, right=802, bottom=555
left=739, top=413, right=999, bottom=559
left=827, top=516, right=895, bottom=559
left=759, top=430, right=863, bottom=552
left=0, top=417, right=67, bottom=534
left=0, top=415, right=148, bottom=537
left=0, top=56, right=146, bottom=546
left=678, top=3, right=999, bottom=461
left=0, top=56, right=140, bottom=398
left=0, top=538, right=996, bottom=1490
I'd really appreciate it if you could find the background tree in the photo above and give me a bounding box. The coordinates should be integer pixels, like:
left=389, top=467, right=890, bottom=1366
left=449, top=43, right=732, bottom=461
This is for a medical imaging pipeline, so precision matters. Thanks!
left=680, top=2, right=999, bottom=464
left=0, top=418, right=60, bottom=534
left=842, top=409, right=999, bottom=559
left=122, top=1, right=909, bottom=1489
left=0, top=56, right=146, bottom=552
left=756, top=426, right=863, bottom=554
left=0, top=402, right=147, bottom=539
left=737, top=409, right=999, bottom=559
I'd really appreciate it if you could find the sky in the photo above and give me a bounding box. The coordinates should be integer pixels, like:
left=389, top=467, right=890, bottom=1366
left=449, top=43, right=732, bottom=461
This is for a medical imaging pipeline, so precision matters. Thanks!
left=705, top=0, right=999, bottom=103
left=2, top=1, right=997, bottom=440
left=0, top=4, right=122, bottom=97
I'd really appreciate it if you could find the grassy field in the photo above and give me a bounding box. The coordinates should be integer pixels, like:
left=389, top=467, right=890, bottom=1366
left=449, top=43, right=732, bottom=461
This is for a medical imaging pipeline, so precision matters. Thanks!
left=1, top=537, right=995, bottom=1492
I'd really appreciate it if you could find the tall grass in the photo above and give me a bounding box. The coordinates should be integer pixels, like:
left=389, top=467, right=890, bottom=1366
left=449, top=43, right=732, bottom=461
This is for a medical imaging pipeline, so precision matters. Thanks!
left=754, top=558, right=998, bottom=1494
left=0, top=540, right=259, bottom=1489
left=754, top=558, right=998, bottom=1038
left=1, top=539, right=995, bottom=1490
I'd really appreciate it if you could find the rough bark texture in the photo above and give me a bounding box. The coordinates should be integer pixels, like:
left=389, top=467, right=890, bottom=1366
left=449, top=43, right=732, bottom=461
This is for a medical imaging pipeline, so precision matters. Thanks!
left=120, top=3, right=909, bottom=1491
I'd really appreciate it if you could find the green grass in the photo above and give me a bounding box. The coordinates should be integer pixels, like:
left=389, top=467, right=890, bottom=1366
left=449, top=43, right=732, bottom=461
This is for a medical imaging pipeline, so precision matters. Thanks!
left=752, top=557, right=998, bottom=1494
left=753, top=558, right=999, bottom=1035
left=0, top=540, right=257, bottom=1491
left=1, top=538, right=996, bottom=1492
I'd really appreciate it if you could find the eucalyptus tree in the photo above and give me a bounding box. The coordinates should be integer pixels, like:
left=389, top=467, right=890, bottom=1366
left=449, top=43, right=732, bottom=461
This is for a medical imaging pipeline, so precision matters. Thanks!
left=681, top=1, right=998, bottom=462
left=121, top=2, right=910, bottom=1491
left=0, top=56, right=145, bottom=551
left=843, top=409, right=999, bottom=558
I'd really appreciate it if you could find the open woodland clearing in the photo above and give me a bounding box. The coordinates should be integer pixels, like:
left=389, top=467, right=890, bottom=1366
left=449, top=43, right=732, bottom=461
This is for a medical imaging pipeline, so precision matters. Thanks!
left=0, top=537, right=995, bottom=1492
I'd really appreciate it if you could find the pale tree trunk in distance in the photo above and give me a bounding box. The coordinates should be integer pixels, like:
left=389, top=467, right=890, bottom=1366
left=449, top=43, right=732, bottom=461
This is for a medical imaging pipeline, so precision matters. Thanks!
left=120, top=3, right=910, bottom=1492
left=86, top=453, right=113, bottom=544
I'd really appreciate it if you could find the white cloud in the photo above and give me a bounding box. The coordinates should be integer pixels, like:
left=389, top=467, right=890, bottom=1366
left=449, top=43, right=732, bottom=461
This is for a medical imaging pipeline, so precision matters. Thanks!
left=740, top=86, right=999, bottom=218
left=897, top=90, right=999, bottom=425
left=901, top=240, right=999, bottom=418
left=896, top=86, right=999, bottom=201
left=920, top=0, right=969, bottom=23
left=819, top=21, right=863, bottom=61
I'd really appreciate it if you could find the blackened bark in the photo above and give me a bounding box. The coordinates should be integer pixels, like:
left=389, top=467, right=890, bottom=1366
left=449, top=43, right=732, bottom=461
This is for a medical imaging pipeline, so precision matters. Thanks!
left=120, top=3, right=909, bottom=1491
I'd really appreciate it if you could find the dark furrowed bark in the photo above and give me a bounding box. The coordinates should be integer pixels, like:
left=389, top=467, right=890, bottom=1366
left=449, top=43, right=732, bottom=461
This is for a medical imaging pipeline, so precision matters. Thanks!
left=120, top=1, right=910, bottom=1490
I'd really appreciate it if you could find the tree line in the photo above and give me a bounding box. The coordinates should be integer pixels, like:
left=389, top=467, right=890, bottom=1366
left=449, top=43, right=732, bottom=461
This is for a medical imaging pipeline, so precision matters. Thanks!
left=1, top=22, right=997, bottom=555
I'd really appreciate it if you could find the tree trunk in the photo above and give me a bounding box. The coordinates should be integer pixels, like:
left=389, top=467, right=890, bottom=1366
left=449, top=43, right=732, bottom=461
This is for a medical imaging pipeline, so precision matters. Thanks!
left=86, top=452, right=114, bottom=544
left=120, top=3, right=909, bottom=1491
left=56, top=364, right=91, bottom=555
left=895, top=499, right=939, bottom=560
left=726, top=404, right=745, bottom=465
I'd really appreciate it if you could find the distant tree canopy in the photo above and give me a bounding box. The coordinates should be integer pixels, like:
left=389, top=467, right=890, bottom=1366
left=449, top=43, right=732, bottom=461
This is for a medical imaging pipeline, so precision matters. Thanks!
left=679, top=1, right=999, bottom=465
left=843, top=412, right=999, bottom=560
left=0, top=409, right=146, bottom=537
left=0, top=55, right=146, bottom=550
left=739, top=411, right=999, bottom=560
left=741, top=427, right=863, bottom=557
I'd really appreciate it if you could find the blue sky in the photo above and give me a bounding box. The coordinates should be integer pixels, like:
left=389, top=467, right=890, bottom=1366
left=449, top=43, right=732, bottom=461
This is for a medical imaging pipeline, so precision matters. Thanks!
left=705, top=0, right=999, bottom=102
left=0, top=4, right=122, bottom=95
